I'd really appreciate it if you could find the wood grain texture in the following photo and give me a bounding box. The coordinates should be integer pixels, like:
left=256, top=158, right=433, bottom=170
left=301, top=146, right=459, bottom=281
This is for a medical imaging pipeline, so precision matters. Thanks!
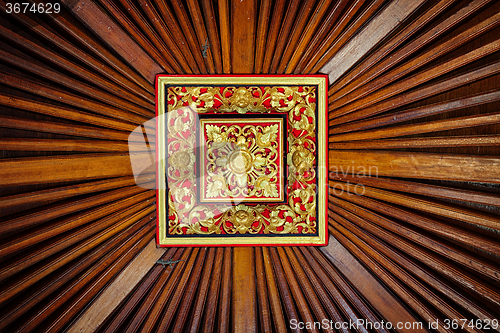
left=232, top=247, right=257, bottom=333
left=231, top=0, right=256, bottom=73
left=1, top=1, right=499, bottom=332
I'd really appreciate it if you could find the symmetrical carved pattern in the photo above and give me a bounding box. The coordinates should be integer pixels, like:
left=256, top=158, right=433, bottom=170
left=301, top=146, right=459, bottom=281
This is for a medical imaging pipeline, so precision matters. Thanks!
left=201, top=120, right=282, bottom=200
left=166, top=86, right=318, bottom=235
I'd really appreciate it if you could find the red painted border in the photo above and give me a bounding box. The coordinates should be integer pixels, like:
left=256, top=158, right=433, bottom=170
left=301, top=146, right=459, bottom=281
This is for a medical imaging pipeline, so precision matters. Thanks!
left=155, top=74, right=329, bottom=247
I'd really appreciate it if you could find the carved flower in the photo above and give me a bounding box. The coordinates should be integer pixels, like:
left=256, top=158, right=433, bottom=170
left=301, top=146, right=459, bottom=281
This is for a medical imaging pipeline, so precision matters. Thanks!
left=288, top=145, right=314, bottom=174
left=230, top=205, right=254, bottom=234
left=170, top=149, right=195, bottom=173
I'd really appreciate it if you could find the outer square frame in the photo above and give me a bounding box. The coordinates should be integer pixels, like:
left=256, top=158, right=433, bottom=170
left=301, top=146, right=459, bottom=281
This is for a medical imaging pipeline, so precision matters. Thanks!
left=156, top=75, right=328, bottom=247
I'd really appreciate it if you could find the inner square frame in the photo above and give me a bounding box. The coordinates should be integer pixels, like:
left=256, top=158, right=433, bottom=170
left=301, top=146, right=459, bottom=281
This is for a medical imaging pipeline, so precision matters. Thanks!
left=198, top=116, right=286, bottom=203
left=156, top=75, right=328, bottom=247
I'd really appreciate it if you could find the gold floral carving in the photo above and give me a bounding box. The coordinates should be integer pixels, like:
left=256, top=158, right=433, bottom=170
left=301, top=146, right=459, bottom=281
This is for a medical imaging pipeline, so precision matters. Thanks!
left=167, top=86, right=318, bottom=235
left=202, top=121, right=281, bottom=200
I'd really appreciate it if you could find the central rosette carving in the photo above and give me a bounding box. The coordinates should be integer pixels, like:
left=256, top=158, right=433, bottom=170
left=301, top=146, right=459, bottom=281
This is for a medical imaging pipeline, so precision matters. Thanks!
left=202, top=121, right=282, bottom=200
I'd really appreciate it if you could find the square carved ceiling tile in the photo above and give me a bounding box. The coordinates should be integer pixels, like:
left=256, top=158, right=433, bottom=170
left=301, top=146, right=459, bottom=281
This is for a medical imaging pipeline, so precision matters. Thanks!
left=156, top=75, right=328, bottom=246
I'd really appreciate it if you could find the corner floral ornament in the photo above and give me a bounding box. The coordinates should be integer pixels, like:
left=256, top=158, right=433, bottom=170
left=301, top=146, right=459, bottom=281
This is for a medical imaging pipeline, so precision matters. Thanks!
left=156, top=75, right=328, bottom=246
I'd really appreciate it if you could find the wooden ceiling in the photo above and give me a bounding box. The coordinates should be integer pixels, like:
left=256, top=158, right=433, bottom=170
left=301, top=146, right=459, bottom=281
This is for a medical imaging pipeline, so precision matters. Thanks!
left=0, top=0, right=499, bottom=332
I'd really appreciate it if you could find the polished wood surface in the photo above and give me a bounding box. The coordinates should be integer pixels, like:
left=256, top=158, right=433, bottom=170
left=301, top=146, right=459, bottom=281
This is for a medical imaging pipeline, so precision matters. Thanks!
left=0, top=0, right=499, bottom=332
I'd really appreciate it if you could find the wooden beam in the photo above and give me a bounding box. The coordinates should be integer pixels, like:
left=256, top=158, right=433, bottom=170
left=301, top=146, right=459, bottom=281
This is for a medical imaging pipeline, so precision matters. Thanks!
left=309, top=0, right=387, bottom=74
left=231, top=0, right=256, bottom=73
left=320, top=0, right=425, bottom=84
left=329, top=150, right=500, bottom=183
left=232, top=247, right=257, bottom=333
left=0, top=153, right=150, bottom=187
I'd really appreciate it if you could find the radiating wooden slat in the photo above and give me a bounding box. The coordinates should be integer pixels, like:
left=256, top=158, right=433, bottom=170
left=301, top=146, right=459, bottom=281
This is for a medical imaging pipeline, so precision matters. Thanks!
left=218, top=247, right=232, bottom=333
left=329, top=61, right=500, bottom=125
left=331, top=135, right=500, bottom=149
left=0, top=198, right=154, bottom=284
left=200, top=247, right=224, bottom=333
left=200, top=0, right=223, bottom=73
left=260, top=247, right=287, bottom=333
left=269, top=247, right=301, bottom=332
left=0, top=94, right=137, bottom=132
left=184, top=247, right=216, bottom=333
left=328, top=195, right=500, bottom=281
left=268, top=0, right=300, bottom=73
left=290, top=247, right=352, bottom=333
left=27, top=233, right=162, bottom=333
left=184, top=0, right=215, bottom=74
left=218, top=0, right=231, bottom=73
left=119, top=248, right=185, bottom=333
left=0, top=212, right=155, bottom=331
left=307, top=247, right=391, bottom=333
left=321, top=235, right=423, bottom=333
left=0, top=115, right=137, bottom=141
left=301, top=0, right=365, bottom=73
left=115, top=0, right=188, bottom=74
left=329, top=89, right=500, bottom=134
left=165, top=245, right=207, bottom=331
left=0, top=71, right=149, bottom=125
left=328, top=0, right=493, bottom=101
left=0, top=153, right=150, bottom=187
left=0, top=48, right=154, bottom=117
left=138, top=0, right=200, bottom=75
left=140, top=248, right=193, bottom=333
left=328, top=219, right=459, bottom=333
left=260, top=0, right=286, bottom=73
left=298, top=247, right=372, bottom=333
left=0, top=138, right=151, bottom=152
left=283, top=247, right=335, bottom=333
left=156, top=248, right=204, bottom=332
left=329, top=179, right=500, bottom=234
left=232, top=247, right=257, bottom=333
left=0, top=176, right=136, bottom=212
left=330, top=38, right=500, bottom=119
left=330, top=112, right=500, bottom=141
left=60, top=0, right=164, bottom=79
left=320, top=0, right=426, bottom=82
left=231, top=0, right=256, bottom=74
left=329, top=149, right=500, bottom=183
left=327, top=216, right=498, bottom=322
left=0, top=23, right=154, bottom=110
left=312, top=0, right=389, bottom=75
left=50, top=9, right=155, bottom=92
left=254, top=247, right=272, bottom=333
left=2, top=4, right=154, bottom=103
left=154, top=1, right=206, bottom=74
left=275, top=0, right=318, bottom=74
left=283, top=0, right=334, bottom=74
left=294, top=0, right=351, bottom=74
left=330, top=173, right=500, bottom=208
left=331, top=10, right=500, bottom=109
left=327, top=188, right=500, bottom=258
left=328, top=202, right=500, bottom=309
left=253, top=0, right=272, bottom=74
